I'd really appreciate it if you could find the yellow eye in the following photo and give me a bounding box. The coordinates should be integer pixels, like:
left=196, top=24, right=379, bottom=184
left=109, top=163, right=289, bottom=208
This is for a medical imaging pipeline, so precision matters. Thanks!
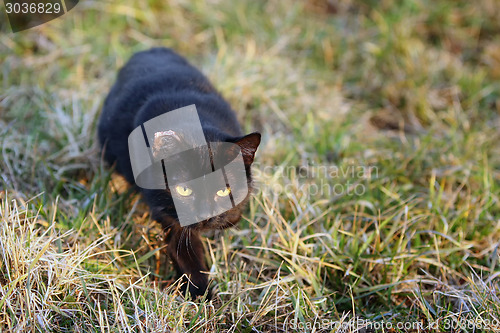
left=175, top=185, right=192, bottom=196
left=216, top=187, right=231, bottom=197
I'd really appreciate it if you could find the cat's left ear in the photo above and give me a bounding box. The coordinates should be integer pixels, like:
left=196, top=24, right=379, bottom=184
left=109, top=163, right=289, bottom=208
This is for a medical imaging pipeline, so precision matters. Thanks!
left=232, top=132, right=261, bottom=165
left=152, top=130, right=186, bottom=159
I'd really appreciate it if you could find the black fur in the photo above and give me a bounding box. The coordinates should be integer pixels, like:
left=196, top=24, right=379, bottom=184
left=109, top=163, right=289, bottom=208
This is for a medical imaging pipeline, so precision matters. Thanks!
left=98, top=47, right=260, bottom=299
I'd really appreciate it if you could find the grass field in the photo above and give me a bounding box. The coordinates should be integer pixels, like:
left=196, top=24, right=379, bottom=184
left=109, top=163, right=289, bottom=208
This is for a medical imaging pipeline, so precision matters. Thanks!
left=1, top=0, right=500, bottom=331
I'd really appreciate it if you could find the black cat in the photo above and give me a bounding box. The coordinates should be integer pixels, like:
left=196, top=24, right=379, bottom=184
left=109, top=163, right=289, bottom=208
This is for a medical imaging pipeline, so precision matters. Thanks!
left=98, top=47, right=260, bottom=299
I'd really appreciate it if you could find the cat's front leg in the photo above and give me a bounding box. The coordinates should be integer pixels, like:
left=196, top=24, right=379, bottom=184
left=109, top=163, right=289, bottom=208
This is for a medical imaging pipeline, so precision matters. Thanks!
left=164, top=225, right=211, bottom=299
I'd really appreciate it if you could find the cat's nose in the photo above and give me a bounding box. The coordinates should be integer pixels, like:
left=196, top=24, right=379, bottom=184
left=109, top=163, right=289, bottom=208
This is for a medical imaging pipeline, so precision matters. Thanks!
left=195, top=201, right=216, bottom=221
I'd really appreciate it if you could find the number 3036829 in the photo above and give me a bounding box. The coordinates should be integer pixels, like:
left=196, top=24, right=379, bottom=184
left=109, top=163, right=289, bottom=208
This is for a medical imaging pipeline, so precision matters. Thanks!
left=5, top=2, right=62, bottom=14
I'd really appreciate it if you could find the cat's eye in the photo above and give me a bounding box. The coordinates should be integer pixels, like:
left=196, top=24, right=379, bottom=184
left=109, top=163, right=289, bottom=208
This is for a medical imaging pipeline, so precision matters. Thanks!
left=216, top=187, right=231, bottom=197
left=175, top=185, right=193, bottom=196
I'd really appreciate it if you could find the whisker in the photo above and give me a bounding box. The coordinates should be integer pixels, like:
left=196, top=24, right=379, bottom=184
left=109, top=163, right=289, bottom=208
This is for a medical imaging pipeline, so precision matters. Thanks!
left=186, top=229, right=191, bottom=258
left=177, top=228, right=186, bottom=259
left=188, top=229, right=195, bottom=258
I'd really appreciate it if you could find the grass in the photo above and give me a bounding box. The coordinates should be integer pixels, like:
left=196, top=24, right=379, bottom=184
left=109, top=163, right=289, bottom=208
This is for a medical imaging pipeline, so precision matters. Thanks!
left=1, top=0, right=499, bottom=331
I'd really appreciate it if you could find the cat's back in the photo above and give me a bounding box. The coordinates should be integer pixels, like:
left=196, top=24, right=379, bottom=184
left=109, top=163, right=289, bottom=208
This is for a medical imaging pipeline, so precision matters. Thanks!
left=97, top=48, right=226, bottom=183
left=99, top=48, right=214, bottom=134
left=102, top=47, right=214, bottom=112
left=116, top=47, right=192, bottom=84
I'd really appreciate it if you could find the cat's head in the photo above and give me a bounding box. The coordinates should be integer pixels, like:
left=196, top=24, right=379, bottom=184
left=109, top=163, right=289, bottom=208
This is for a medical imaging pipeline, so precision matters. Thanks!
left=145, top=132, right=261, bottom=231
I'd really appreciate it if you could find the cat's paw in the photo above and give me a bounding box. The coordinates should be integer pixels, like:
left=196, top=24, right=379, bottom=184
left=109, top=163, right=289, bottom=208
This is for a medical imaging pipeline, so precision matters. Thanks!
left=180, top=279, right=212, bottom=301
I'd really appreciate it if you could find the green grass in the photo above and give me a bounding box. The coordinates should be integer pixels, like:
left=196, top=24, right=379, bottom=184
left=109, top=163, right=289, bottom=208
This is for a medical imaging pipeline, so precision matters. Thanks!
left=1, top=0, right=499, bottom=331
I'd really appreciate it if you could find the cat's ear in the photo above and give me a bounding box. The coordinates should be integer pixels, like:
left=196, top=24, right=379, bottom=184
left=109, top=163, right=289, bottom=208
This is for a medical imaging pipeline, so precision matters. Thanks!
left=152, top=130, right=185, bottom=159
left=232, top=132, right=261, bottom=165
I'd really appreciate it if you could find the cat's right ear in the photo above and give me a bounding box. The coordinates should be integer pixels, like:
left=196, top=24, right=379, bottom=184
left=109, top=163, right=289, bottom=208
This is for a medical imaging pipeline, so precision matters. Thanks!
left=232, top=132, right=261, bottom=165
